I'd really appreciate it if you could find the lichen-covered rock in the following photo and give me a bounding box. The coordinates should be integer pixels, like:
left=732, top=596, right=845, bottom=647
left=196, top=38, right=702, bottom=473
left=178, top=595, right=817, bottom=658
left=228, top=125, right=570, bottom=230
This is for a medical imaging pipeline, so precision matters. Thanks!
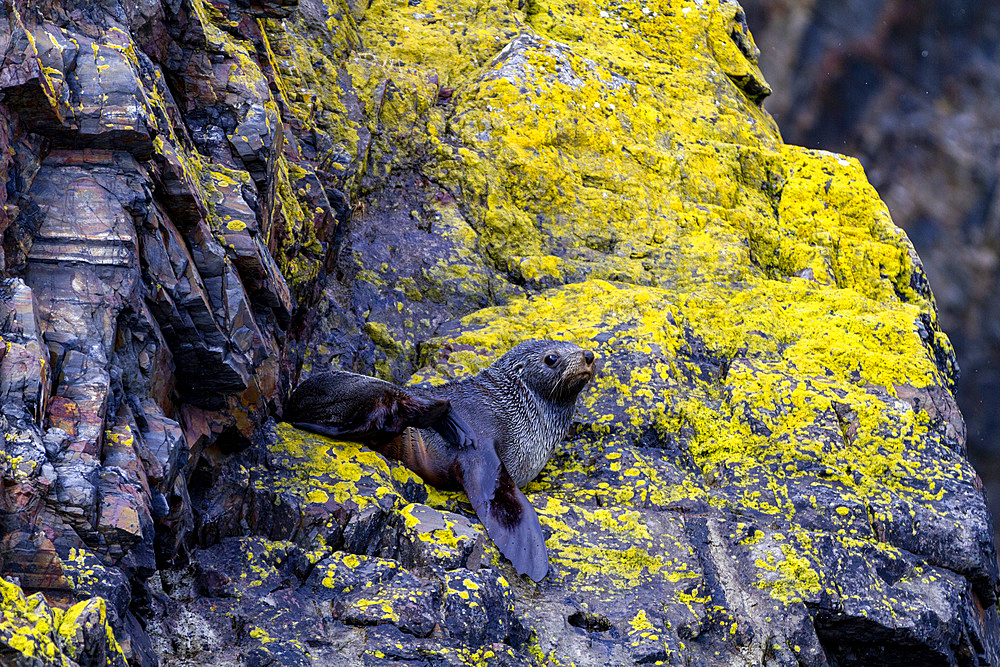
left=0, top=0, right=997, bottom=664
left=146, top=425, right=531, bottom=665
left=746, top=0, right=1000, bottom=562
left=0, top=577, right=127, bottom=667
left=278, top=0, right=1000, bottom=661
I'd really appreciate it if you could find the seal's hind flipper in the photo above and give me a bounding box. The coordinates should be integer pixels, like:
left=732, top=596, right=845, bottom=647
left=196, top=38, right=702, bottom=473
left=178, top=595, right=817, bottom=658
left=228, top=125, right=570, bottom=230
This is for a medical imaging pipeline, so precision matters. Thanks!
left=429, top=407, right=476, bottom=450
left=458, top=446, right=548, bottom=581
left=290, top=422, right=355, bottom=439
left=398, top=392, right=475, bottom=450
left=287, top=372, right=461, bottom=447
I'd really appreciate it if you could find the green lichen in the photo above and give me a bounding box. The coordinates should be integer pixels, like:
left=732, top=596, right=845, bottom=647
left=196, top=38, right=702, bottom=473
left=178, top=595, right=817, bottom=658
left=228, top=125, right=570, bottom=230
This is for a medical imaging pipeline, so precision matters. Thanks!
left=272, top=155, right=324, bottom=291
left=261, top=0, right=363, bottom=174
left=364, top=321, right=404, bottom=357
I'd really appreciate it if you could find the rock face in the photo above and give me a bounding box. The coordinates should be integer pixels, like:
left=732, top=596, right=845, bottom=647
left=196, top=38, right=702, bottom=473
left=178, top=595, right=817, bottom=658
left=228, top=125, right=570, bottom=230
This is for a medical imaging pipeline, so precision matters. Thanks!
left=742, top=0, right=1000, bottom=544
left=0, top=0, right=996, bottom=665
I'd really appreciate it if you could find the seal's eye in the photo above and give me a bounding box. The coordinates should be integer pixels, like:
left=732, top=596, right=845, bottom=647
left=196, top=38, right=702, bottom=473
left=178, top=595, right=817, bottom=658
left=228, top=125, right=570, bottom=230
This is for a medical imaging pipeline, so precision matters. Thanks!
left=544, top=353, right=559, bottom=367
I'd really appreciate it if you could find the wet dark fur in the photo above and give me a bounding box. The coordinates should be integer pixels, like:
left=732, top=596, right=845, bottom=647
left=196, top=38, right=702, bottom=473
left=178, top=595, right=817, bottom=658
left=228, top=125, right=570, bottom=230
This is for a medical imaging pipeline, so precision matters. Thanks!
left=285, top=340, right=596, bottom=581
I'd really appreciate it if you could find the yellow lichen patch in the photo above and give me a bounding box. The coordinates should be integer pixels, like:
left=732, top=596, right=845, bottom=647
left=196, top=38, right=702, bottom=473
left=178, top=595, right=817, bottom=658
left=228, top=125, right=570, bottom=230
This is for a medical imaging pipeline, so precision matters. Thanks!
left=533, top=495, right=701, bottom=601
left=220, top=539, right=302, bottom=591
left=305, top=488, right=330, bottom=504
left=0, top=579, right=59, bottom=661
left=390, top=463, right=425, bottom=488
left=269, top=423, right=405, bottom=515
left=344, top=595, right=398, bottom=623
left=0, top=578, right=125, bottom=665
left=58, top=597, right=126, bottom=663
left=579, top=507, right=651, bottom=541
left=629, top=609, right=655, bottom=634
left=399, top=503, right=483, bottom=566
left=360, top=0, right=523, bottom=89
left=448, top=644, right=522, bottom=666
left=59, top=547, right=120, bottom=596
left=247, top=624, right=310, bottom=656
left=318, top=551, right=400, bottom=593
left=444, top=572, right=485, bottom=604
left=753, top=541, right=823, bottom=604
left=423, top=485, right=468, bottom=511
left=767, top=146, right=921, bottom=302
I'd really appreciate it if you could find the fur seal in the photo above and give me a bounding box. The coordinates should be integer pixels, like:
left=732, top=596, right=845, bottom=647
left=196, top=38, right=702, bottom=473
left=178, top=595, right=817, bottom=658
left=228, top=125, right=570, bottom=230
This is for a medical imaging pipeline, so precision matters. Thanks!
left=285, top=339, right=597, bottom=581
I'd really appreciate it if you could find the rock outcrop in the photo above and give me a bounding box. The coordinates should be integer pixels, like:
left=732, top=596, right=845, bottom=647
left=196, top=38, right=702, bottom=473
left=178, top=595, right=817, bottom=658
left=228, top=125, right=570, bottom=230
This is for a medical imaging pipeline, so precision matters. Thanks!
left=0, top=0, right=996, bottom=665
left=743, top=0, right=1000, bottom=542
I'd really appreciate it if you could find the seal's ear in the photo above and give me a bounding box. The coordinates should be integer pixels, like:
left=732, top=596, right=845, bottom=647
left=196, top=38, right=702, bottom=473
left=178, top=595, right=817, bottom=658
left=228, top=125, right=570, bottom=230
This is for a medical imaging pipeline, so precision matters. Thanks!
left=457, top=443, right=548, bottom=581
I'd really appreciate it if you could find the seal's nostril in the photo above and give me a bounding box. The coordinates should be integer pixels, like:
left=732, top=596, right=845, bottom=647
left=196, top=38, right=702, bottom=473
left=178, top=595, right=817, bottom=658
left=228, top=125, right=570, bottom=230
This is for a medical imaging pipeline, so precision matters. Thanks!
left=583, top=350, right=595, bottom=365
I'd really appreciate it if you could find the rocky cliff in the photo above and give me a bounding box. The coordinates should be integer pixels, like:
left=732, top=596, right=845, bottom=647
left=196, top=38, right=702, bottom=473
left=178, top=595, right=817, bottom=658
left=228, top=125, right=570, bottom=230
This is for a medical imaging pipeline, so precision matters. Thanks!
left=0, top=0, right=996, bottom=665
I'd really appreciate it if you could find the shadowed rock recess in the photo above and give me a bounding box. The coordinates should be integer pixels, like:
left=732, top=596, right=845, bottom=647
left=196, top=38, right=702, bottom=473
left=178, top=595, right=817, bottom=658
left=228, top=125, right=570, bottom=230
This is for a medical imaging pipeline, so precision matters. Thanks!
left=0, top=0, right=996, bottom=664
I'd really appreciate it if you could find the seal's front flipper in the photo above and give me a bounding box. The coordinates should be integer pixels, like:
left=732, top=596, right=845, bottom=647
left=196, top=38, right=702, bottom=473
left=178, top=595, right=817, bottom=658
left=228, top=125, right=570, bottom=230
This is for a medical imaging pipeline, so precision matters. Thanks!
left=458, top=446, right=548, bottom=581
left=395, top=393, right=474, bottom=449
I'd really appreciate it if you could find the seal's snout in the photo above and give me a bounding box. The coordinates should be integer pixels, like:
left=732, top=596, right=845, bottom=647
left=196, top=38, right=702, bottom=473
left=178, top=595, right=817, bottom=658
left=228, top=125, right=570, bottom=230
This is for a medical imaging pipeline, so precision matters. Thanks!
left=578, top=349, right=597, bottom=376
left=574, top=349, right=598, bottom=385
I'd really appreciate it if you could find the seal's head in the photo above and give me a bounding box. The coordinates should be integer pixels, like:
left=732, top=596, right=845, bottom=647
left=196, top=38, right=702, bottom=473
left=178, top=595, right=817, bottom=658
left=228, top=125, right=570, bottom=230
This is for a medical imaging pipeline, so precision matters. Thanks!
left=492, top=339, right=597, bottom=403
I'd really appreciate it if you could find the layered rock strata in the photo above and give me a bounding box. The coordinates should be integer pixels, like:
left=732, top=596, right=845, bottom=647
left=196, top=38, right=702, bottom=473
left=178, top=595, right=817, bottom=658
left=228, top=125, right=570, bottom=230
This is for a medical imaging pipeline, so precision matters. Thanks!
left=0, top=0, right=996, bottom=665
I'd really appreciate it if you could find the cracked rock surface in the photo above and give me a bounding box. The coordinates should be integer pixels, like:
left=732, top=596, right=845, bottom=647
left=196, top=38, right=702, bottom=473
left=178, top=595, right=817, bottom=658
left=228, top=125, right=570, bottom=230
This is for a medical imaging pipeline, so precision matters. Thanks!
left=0, top=0, right=997, bottom=664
